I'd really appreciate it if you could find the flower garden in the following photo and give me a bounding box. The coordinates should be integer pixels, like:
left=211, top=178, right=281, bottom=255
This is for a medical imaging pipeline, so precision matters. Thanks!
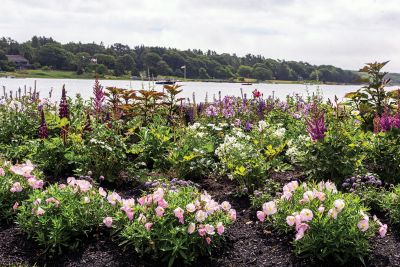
left=1, top=61, right=400, bottom=266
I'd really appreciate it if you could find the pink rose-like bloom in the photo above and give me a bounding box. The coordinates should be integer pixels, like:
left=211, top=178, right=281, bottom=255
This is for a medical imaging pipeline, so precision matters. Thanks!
left=198, top=226, right=206, bottom=237
left=10, top=182, right=23, bottom=193
left=379, top=224, right=388, bottom=237
left=257, top=211, right=266, bottom=222
left=327, top=208, right=338, bottom=219
left=10, top=161, right=34, bottom=177
left=75, top=180, right=92, bottom=192
left=303, top=191, right=314, bottom=202
left=35, top=207, right=45, bottom=216
left=286, top=216, right=296, bottom=226
left=157, top=198, right=169, bottom=208
left=13, top=202, right=19, bottom=211
left=0, top=168, right=5, bottom=176
left=107, top=192, right=122, bottom=205
left=103, top=217, right=113, bottom=228
left=188, top=223, right=196, bottom=234
left=216, top=222, right=225, bottom=235
left=295, top=229, right=305, bottom=241
left=333, top=199, right=345, bottom=212
left=121, top=206, right=134, bottom=221
left=300, top=209, right=313, bottom=222
left=122, top=198, right=135, bottom=208
left=281, top=190, right=292, bottom=201
left=221, top=201, right=231, bottom=211
left=99, top=187, right=107, bottom=197
left=315, top=191, right=326, bottom=202
left=205, top=224, right=215, bottom=235
left=152, top=188, right=164, bottom=202
left=195, top=210, right=208, bottom=223
left=318, top=206, right=325, bottom=214
left=145, top=223, right=153, bottom=231
left=155, top=206, right=165, bottom=217
left=174, top=207, right=185, bottom=224
left=205, top=237, right=212, bottom=245
left=357, top=219, right=369, bottom=232
left=262, top=201, right=277, bottom=216
left=186, top=203, right=196, bottom=213
left=228, top=209, right=237, bottom=221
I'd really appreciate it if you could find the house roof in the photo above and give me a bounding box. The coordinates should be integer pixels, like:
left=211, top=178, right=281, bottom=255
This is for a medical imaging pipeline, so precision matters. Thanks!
left=6, top=54, right=29, bottom=63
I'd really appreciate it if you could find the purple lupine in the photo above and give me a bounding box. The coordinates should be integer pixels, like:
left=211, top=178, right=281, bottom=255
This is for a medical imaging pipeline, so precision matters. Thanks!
left=185, top=106, right=194, bottom=124
left=59, top=85, right=69, bottom=119
left=38, top=107, right=48, bottom=139
left=305, top=104, right=326, bottom=141
left=244, top=121, right=252, bottom=132
left=197, top=103, right=204, bottom=116
left=257, top=99, right=266, bottom=119
left=379, top=111, right=391, bottom=132
left=93, top=78, right=105, bottom=117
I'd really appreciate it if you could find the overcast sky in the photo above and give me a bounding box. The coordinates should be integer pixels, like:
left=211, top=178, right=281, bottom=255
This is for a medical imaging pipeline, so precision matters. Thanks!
left=2, top=0, right=400, bottom=71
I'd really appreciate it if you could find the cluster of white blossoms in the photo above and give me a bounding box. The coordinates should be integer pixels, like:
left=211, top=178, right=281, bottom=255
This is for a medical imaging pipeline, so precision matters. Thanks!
left=89, top=138, right=113, bottom=152
left=215, top=135, right=245, bottom=159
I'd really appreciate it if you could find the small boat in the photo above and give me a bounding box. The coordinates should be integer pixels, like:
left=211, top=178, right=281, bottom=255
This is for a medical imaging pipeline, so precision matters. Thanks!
left=155, top=80, right=176, bottom=85
left=241, top=83, right=253, bottom=85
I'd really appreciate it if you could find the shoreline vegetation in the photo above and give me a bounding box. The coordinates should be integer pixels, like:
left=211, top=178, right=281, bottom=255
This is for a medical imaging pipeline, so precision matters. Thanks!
left=0, top=69, right=363, bottom=85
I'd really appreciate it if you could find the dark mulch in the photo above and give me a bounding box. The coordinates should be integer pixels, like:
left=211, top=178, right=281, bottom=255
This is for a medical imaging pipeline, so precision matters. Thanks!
left=1, top=174, right=400, bottom=266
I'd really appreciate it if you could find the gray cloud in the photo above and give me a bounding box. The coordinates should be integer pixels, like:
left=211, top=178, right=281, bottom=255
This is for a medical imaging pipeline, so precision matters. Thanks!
left=1, top=0, right=399, bottom=71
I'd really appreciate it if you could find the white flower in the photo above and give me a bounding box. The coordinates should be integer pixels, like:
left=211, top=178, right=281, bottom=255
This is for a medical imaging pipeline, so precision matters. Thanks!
left=258, top=121, right=268, bottom=132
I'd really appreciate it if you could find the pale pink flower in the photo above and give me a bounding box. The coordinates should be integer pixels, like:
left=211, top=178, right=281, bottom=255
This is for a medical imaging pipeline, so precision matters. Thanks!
left=152, top=188, right=164, bottom=202
left=205, top=224, right=215, bottom=235
left=155, top=206, right=165, bottom=217
left=318, top=206, right=325, bottom=214
left=286, top=216, right=296, bottom=226
left=0, top=168, right=5, bottom=176
left=217, top=222, right=225, bottom=235
left=295, top=214, right=302, bottom=226
left=325, top=181, right=337, bottom=193
left=107, top=192, right=121, bottom=205
left=228, top=209, right=237, bottom=221
left=257, top=211, right=266, bottom=222
left=195, top=210, right=208, bottom=222
left=13, top=202, right=19, bottom=211
left=138, top=213, right=147, bottom=224
left=205, top=200, right=220, bottom=214
left=75, top=180, right=92, bottom=192
left=145, top=223, right=153, bottom=231
left=200, top=192, right=212, bottom=202
left=122, top=198, right=135, bottom=208
left=121, top=206, right=134, bottom=221
left=379, top=224, right=388, bottom=237
left=10, top=161, right=34, bottom=177
left=59, top=184, right=66, bottom=189
left=295, top=222, right=309, bottom=233
left=35, top=207, right=45, bottom=216
left=67, top=177, right=76, bottom=186
left=300, top=209, right=313, bottom=222
left=99, top=187, right=107, bottom=197
left=327, top=208, right=338, bottom=219
left=174, top=207, right=185, bottom=224
left=303, top=191, right=314, bottom=202
left=157, top=198, right=169, bottom=208
left=295, top=230, right=305, bottom=241
left=315, top=191, right=326, bottom=202
left=186, top=203, right=196, bottom=213
left=262, top=201, right=277, bottom=216
left=10, top=182, right=23, bottom=193
left=357, top=219, right=369, bottom=232
left=103, top=217, right=113, bottom=228
left=281, top=190, right=292, bottom=201
left=198, top=226, right=206, bottom=237
left=220, top=201, right=231, bottom=211
left=333, top=199, right=345, bottom=212
left=83, top=197, right=90, bottom=204
left=188, top=223, right=196, bottom=234
left=206, top=237, right=211, bottom=245
left=33, top=198, right=42, bottom=205
left=46, top=197, right=60, bottom=207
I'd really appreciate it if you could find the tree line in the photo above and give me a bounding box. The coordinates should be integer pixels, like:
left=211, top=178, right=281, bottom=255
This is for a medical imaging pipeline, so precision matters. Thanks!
left=0, top=36, right=359, bottom=83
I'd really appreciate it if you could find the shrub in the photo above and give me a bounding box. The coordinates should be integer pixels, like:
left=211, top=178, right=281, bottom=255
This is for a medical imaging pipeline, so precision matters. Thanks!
left=16, top=178, right=112, bottom=253
left=381, top=185, right=400, bottom=226
left=109, top=185, right=236, bottom=266
left=256, top=181, right=387, bottom=264
left=0, top=160, right=43, bottom=220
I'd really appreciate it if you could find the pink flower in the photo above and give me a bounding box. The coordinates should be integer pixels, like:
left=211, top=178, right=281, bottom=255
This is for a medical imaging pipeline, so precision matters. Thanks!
left=262, top=201, right=277, bottom=216
left=295, top=223, right=309, bottom=233
left=138, top=213, right=147, bottom=224
left=10, top=161, right=34, bottom=177
left=379, top=224, right=388, bottom=237
left=59, top=184, right=66, bottom=189
left=99, top=187, right=107, bottom=197
left=303, top=191, right=314, bottom=202
left=327, top=208, right=338, bottom=219
left=188, top=223, right=196, bottom=234
left=46, top=197, right=60, bottom=207
left=205, top=224, right=215, bottom=235
left=174, top=207, right=185, bottom=224
left=145, top=223, right=153, bottom=231
left=152, top=188, right=164, bottom=202
left=300, top=209, right=313, bottom=222
left=75, top=180, right=92, bottom=192
left=281, top=191, right=292, bottom=201
left=121, top=206, right=134, bottom=221
left=155, top=206, right=165, bottom=217
left=195, top=210, right=208, bottom=222
left=295, top=229, right=305, bottom=241
left=10, top=182, right=23, bottom=193
left=122, top=198, right=135, bottom=208
left=357, top=219, right=369, bottom=232
left=35, top=207, right=45, bottom=216
left=186, top=203, right=196, bottom=213
left=257, top=211, right=266, bottom=222
left=107, top=192, right=121, bottom=205
left=103, top=217, right=113, bottom=228
left=33, top=198, right=42, bottom=205
left=83, top=197, right=90, bottom=204
left=205, top=237, right=211, bottom=245
left=221, top=201, right=231, bottom=211
left=0, top=168, right=5, bottom=176
left=318, top=206, right=325, bottom=214
left=315, top=191, right=326, bottom=202
left=216, top=222, right=225, bottom=235
left=198, top=226, right=206, bottom=236
left=286, top=216, right=296, bottom=226
left=157, top=198, right=169, bottom=208
left=13, top=202, right=19, bottom=211
left=333, top=199, right=345, bottom=212
left=28, top=177, right=43, bottom=189
left=228, top=209, right=237, bottom=221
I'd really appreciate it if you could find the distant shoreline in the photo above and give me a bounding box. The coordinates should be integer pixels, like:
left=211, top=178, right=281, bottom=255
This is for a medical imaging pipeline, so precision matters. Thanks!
left=0, top=70, right=366, bottom=86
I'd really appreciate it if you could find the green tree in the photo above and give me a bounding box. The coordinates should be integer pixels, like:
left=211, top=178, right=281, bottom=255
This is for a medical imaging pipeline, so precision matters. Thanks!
left=253, top=66, right=273, bottom=80
left=37, top=44, right=74, bottom=70
left=199, top=67, right=210, bottom=79
left=114, top=54, right=135, bottom=76
left=237, top=65, right=253, bottom=78
left=156, top=60, right=172, bottom=76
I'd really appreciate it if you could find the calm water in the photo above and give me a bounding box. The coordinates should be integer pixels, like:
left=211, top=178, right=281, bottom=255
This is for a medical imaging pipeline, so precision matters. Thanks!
left=0, top=77, right=396, bottom=102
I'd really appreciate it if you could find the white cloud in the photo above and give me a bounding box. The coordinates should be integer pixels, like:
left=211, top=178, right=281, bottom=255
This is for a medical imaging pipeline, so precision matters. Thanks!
left=1, top=0, right=399, bottom=71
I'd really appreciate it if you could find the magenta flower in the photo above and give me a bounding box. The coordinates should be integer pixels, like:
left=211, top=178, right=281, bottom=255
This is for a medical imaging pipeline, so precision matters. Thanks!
left=93, top=78, right=105, bottom=117
left=198, top=226, right=206, bottom=237
left=38, top=107, right=48, bottom=139
left=205, top=237, right=212, bottom=245
left=103, top=217, right=113, bottom=228
left=305, top=104, right=326, bottom=141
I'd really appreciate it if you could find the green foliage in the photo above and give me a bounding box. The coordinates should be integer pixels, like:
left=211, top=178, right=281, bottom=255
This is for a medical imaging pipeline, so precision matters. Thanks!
left=16, top=181, right=112, bottom=253
left=381, top=185, right=400, bottom=226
